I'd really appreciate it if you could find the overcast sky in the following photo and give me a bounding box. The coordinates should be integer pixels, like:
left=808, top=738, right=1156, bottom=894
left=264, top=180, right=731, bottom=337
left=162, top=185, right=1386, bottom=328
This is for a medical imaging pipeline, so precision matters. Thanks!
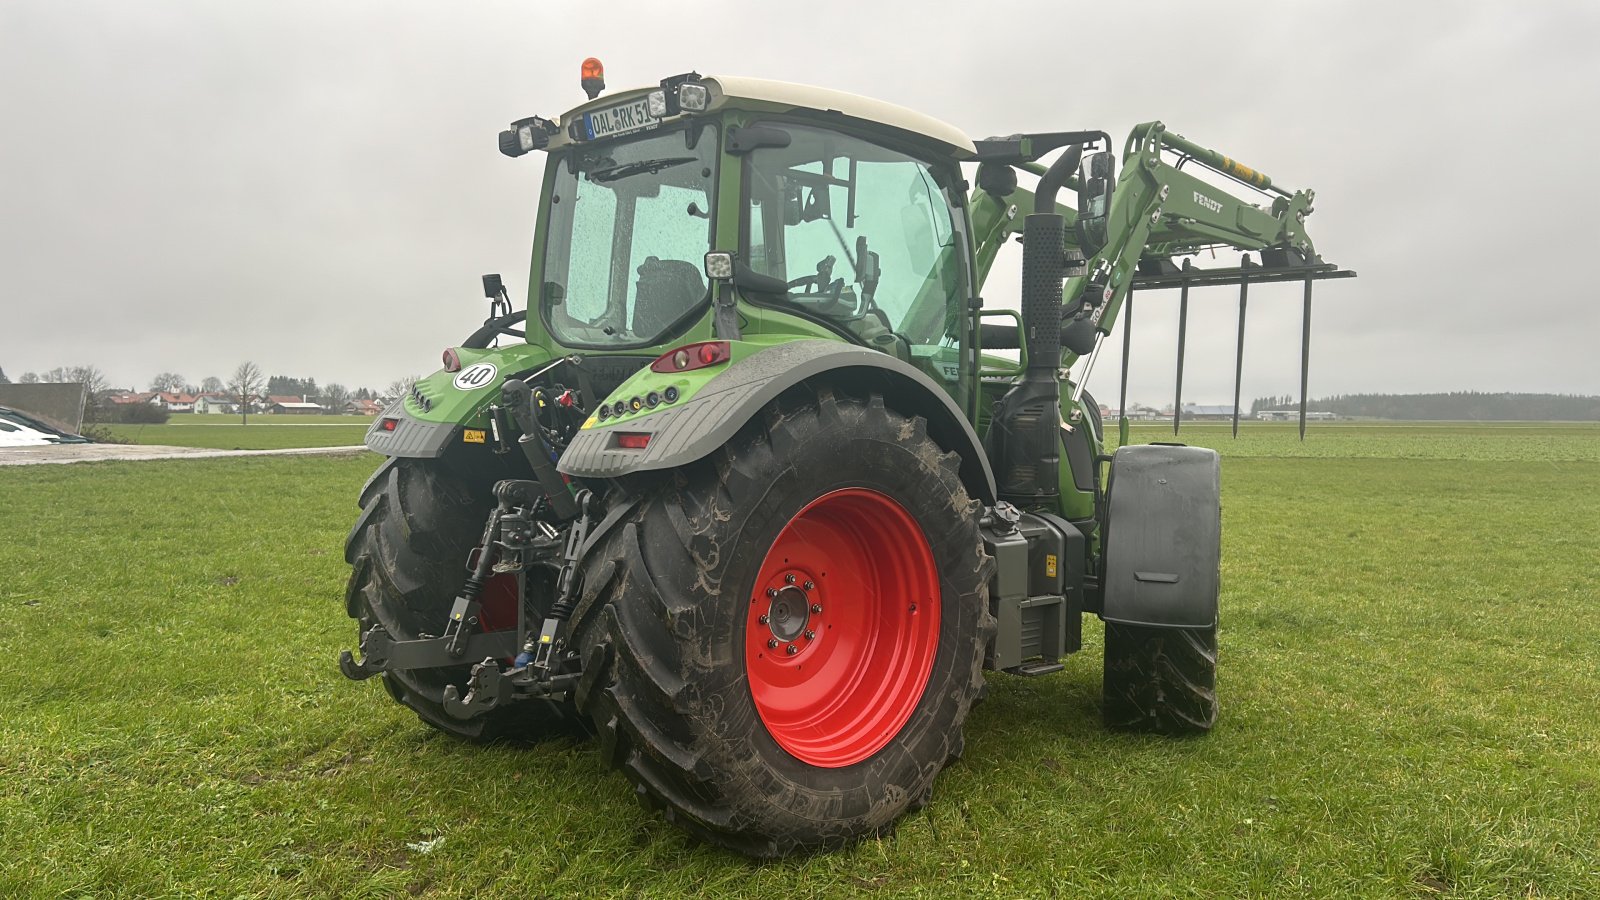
left=2, top=1, right=1597, bottom=405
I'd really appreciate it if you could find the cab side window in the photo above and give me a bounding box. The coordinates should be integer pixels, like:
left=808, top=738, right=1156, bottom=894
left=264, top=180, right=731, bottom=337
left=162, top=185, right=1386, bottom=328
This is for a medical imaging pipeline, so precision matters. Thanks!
left=743, top=125, right=963, bottom=350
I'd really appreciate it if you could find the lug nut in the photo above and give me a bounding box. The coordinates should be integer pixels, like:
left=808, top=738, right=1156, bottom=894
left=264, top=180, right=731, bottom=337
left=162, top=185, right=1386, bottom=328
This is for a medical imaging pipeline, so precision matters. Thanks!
left=758, top=614, right=769, bottom=625
left=810, top=603, right=822, bottom=614
left=784, top=573, right=796, bottom=584
left=767, top=638, right=779, bottom=649
left=767, top=588, right=778, bottom=598
left=785, top=644, right=798, bottom=655
left=804, top=630, right=815, bottom=640
left=803, top=581, right=814, bottom=591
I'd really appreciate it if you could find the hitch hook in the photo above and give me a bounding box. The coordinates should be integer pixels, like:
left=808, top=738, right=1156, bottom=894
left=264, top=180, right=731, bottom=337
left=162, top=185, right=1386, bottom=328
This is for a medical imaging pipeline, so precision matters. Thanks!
left=338, top=624, right=395, bottom=681
left=441, top=659, right=514, bottom=719
left=338, top=649, right=377, bottom=681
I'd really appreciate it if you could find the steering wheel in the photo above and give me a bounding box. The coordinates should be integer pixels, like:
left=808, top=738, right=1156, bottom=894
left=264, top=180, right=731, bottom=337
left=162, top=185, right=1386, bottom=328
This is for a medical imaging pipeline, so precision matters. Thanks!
left=785, top=256, right=845, bottom=306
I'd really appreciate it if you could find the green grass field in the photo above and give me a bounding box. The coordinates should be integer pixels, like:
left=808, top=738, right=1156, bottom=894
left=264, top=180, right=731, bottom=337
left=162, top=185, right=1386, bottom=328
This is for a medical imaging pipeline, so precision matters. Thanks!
left=98, top=415, right=373, bottom=450
left=2, top=425, right=1597, bottom=897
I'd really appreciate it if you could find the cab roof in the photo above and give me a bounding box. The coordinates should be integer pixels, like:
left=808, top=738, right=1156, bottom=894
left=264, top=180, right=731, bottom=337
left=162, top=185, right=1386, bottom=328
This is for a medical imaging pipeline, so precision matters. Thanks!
left=553, top=74, right=976, bottom=160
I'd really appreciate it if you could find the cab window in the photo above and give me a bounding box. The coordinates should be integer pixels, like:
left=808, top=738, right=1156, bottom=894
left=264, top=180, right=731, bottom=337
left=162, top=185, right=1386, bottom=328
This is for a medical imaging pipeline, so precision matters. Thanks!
left=741, top=124, right=964, bottom=351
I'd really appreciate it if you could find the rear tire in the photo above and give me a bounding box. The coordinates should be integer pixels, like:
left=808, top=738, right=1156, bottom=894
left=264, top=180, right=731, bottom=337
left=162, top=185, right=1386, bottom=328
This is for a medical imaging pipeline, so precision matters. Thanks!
left=1102, top=622, right=1217, bottom=733
left=570, top=387, right=993, bottom=857
left=343, top=458, right=575, bottom=741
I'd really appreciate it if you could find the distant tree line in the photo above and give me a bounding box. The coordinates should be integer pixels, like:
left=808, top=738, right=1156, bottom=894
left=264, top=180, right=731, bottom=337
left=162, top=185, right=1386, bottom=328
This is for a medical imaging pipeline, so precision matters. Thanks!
left=3, top=360, right=411, bottom=426
left=1250, top=392, right=1600, bottom=421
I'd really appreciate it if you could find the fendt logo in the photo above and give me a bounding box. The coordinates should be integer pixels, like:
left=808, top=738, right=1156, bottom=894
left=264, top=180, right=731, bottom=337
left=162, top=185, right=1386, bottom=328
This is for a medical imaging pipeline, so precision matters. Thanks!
left=1193, top=191, right=1224, bottom=214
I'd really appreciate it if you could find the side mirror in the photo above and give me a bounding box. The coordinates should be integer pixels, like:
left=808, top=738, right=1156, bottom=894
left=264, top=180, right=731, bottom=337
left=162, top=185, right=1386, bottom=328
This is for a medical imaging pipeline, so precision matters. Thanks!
left=726, top=124, right=792, bottom=155
left=1075, top=151, right=1116, bottom=255
left=482, top=273, right=504, bottom=299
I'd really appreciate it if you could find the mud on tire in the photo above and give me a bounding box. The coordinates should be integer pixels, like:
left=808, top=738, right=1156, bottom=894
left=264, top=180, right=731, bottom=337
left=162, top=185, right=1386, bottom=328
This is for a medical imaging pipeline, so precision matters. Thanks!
left=570, top=386, right=995, bottom=857
left=343, top=458, right=574, bottom=741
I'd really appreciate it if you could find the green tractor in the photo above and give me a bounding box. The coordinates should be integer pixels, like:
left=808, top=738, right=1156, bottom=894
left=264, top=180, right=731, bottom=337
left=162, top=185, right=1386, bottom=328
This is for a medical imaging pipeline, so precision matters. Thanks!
left=340, top=62, right=1349, bottom=857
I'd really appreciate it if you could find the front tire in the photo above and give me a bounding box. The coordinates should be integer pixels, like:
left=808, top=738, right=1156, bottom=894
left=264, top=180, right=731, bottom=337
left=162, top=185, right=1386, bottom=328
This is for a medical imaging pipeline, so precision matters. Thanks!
left=1102, top=622, right=1217, bottom=733
left=571, top=387, right=993, bottom=857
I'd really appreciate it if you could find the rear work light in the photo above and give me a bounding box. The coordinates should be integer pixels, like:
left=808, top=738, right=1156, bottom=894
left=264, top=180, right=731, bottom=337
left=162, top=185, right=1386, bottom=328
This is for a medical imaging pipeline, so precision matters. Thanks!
left=678, top=82, right=710, bottom=111
left=442, top=348, right=461, bottom=372
left=650, top=341, right=731, bottom=374
left=614, top=432, right=651, bottom=450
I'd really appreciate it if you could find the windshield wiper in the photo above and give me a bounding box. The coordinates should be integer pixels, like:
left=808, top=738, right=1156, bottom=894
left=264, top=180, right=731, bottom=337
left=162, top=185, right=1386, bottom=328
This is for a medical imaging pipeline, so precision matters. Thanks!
left=588, top=156, right=696, bottom=183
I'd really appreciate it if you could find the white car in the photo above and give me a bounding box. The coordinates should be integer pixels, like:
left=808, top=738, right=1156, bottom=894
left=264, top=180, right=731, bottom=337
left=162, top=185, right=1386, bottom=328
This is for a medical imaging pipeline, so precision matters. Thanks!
left=0, top=406, right=89, bottom=447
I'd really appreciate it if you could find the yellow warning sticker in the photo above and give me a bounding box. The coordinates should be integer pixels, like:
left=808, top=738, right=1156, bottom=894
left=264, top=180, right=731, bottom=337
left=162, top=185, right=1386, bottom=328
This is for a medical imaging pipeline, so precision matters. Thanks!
left=581, top=414, right=598, bottom=430
left=462, top=429, right=486, bottom=444
left=1045, top=554, right=1058, bottom=578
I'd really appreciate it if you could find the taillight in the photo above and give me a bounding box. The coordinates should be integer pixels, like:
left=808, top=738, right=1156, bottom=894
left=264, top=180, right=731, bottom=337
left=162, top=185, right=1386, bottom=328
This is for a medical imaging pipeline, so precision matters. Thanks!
left=614, top=432, right=651, bottom=449
left=380, top=417, right=399, bottom=432
left=650, top=341, right=731, bottom=374
left=442, top=348, right=461, bottom=372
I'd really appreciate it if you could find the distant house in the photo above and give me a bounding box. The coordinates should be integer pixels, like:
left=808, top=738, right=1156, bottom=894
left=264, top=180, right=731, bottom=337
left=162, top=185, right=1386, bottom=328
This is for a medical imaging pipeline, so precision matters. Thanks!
left=267, top=394, right=323, bottom=415
left=1182, top=404, right=1239, bottom=420
left=156, top=392, right=198, bottom=413
left=346, top=398, right=384, bottom=417
left=1260, top=406, right=1337, bottom=419
left=108, top=391, right=157, bottom=407
left=194, top=393, right=238, bottom=415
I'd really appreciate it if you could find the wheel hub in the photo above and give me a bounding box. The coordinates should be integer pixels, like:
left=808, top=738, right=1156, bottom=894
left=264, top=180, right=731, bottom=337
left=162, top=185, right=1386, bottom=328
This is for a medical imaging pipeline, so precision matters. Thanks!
left=765, top=584, right=811, bottom=642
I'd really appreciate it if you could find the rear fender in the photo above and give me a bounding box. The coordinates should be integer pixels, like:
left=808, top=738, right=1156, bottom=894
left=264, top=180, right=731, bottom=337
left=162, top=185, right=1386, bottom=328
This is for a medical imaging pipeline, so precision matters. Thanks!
left=363, top=343, right=556, bottom=459
left=1099, top=444, right=1220, bottom=628
left=558, top=339, right=997, bottom=504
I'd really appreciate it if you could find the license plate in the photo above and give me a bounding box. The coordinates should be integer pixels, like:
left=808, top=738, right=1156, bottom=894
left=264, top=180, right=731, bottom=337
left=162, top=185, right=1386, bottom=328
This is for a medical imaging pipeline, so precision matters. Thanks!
left=582, top=98, right=656, bottom=140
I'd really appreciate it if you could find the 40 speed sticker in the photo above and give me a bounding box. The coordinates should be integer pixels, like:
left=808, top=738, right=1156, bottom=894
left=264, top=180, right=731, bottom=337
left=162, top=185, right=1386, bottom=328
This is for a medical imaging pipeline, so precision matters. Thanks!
left=452, top=362, right=498, bottom=390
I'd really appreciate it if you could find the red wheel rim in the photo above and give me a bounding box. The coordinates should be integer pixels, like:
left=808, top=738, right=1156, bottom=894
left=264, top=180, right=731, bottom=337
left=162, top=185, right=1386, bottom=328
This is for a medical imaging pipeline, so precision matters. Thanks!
left=745, top=488, right=941, bottom=768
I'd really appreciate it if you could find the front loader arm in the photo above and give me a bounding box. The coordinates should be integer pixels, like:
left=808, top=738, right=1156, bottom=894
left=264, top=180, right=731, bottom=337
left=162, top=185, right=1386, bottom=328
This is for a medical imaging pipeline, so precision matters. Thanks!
left=969, top=122, right=1323, bottom=368
left=1127, top=123, right=1318, bottom=261
left=1079, top=122, right=1320, bottom=365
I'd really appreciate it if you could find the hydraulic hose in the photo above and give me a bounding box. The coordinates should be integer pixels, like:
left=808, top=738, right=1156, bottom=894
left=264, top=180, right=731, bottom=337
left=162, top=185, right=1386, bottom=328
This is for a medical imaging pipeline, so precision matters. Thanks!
left=500, top=379, right=579, bottom=520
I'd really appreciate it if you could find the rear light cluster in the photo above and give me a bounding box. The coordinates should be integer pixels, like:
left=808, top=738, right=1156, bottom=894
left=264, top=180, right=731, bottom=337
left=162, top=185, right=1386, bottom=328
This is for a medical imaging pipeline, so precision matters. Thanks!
left=649, top=341, right=730, bottom=374
left=595, top=341, right=728, bottom=427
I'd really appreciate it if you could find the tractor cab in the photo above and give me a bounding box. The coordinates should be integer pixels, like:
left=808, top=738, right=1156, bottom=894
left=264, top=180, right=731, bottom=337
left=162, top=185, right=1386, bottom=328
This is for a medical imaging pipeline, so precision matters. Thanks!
left=501, top=69, right=978, bottom=398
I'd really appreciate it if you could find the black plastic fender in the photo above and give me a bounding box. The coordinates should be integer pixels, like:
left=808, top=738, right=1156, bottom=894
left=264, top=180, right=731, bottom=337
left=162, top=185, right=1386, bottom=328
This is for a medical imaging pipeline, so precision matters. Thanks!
left=558, top=339, right=997, bottom=504
left=362, top=400, right=459, bottom=459
left=1099, top=444, right=1220, bottom=628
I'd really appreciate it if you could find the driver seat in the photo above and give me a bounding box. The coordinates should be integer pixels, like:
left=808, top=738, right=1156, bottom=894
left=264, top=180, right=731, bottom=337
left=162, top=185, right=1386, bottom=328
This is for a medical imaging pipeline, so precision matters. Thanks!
left=632, top=256, right=706, bottom=336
